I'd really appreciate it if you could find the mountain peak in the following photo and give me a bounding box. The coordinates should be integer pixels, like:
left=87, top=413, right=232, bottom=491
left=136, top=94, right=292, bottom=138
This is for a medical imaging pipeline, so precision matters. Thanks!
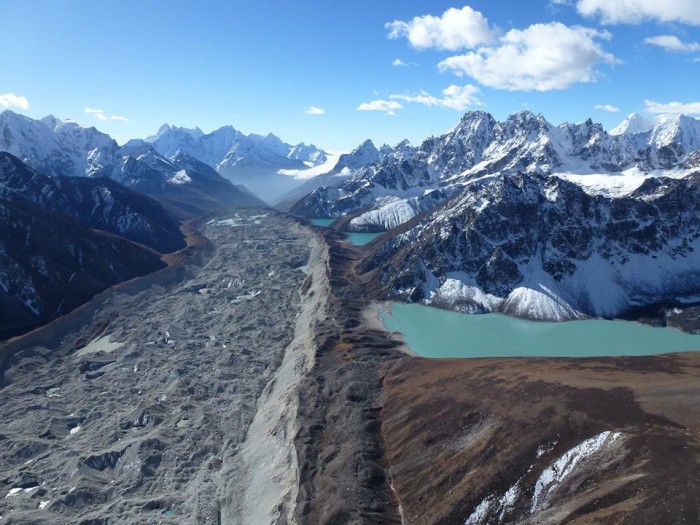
left=610, top=113, right=655, bottom=136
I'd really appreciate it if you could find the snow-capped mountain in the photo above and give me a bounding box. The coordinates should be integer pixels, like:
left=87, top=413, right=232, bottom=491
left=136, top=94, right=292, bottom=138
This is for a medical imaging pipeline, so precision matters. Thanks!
left=363, top=172, right=700, bottom=321
left=288, top=142, right=328, bottom=164
left=0, top=153, right=185, bottom=339
left=288, top=109, right=700, bottom=321
left=110, top=143, right=265, bottom=218
left=276, top=139, right=383, bottom=209
left=0, top=111, right=118, bottom=178
left=143, top=123, right=328, bottom=202
left=0, top=111, right=264, bottom=217
left=610, top=113, right=657, bottom=136
left=291, top=110, right=700, bottom=231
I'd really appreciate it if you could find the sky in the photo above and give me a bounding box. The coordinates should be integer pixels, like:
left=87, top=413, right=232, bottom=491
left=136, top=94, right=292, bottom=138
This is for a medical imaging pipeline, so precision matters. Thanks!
left=1, top=0, right=699, bottom=151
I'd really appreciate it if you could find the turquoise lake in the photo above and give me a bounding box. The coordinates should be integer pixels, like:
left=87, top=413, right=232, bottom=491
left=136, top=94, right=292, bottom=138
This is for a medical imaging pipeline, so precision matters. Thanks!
left=311, top=218, right=335, bottom=227
left=311, top=218, right=383, bottom=246
left=380, top=302, right=700, bottom=358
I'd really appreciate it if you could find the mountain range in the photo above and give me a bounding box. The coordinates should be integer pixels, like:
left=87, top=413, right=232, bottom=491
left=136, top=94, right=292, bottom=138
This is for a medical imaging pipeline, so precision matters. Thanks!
left=291, top=110, right=700, bottom=321
left=2, top=108, right=699, bottom=327
left=291, top=110, right=700, bottom=228
left=139, top=123, right=328, bottom=202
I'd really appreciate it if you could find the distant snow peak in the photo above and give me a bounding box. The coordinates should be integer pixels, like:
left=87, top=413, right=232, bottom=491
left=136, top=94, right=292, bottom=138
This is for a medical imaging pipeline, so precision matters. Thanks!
left=610, top=113, right=656, bottom=135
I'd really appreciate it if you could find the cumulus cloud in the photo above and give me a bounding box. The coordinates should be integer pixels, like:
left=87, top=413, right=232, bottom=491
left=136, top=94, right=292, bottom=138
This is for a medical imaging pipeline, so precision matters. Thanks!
left=0, top=93, right=29, bottom=110
left=356, top=99, right=403, bottom=115
left=390, top=84, right=482, bottom=111
left=438, top=22, right=618, bottom=91
left=304, top=106, right=326, bottom=115
left=392, top=58, right=407, bottom=67
left=644, top=35, right=700, bottom=52
left=644, top=99, right=700, bottom=115
left=386, top=6, right=497, bottom=51
left=577, top=0, right=700, bottom=25
left=594, top=104, right=620, bottom=112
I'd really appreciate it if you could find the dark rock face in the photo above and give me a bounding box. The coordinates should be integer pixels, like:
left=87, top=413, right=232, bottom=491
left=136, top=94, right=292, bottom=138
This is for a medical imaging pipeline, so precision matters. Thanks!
left=0, top=152, right=184, bottom=253
left=364, top=173, right=700, bottom=320
left=0, top=197, right=166, bottom=339
left=0, top=153, right=188, bottom=339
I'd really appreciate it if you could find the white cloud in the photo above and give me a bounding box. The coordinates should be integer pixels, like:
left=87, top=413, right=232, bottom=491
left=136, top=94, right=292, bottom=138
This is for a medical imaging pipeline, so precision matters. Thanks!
left=0, top=93, right=29, bottom=110
left=386, top=6, right=497, bottom=51
left=594, top=104, right=620, bottom=112
left=356, top=99, right=403, bottom=115
left=392, top=58, right=407, bottom=67
left=390, top=84, right=482, bottom=111
left=85, top=107, right=108, bottom=121
left=438, top=22, right=618, bottom=91
left=577, top=0, right=700, bottom=25
left=550, top=0, right=572, bottom=5
left=304, top=105, right=326, bottom=115
left=644, top=99, right=700, bottom=115
left=644, top=35, right=700, bottom=52
left=85, top=107, right=128, bottom=122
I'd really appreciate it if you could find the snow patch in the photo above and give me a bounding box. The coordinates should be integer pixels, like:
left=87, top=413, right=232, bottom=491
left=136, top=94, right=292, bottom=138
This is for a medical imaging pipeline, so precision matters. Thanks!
left=168, top=169, right=192, bottom=185
left=464, top=496, right=493, bottom=525
left=530, top=431, right=623, bottom=513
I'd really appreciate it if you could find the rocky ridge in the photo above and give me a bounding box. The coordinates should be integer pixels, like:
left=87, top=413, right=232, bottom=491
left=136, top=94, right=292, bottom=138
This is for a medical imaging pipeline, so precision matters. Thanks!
left=291, top=110, right=700, bottom=231
left=0, top=153, right=189, bottom=339
left=363, top=172, right=700, bottom=320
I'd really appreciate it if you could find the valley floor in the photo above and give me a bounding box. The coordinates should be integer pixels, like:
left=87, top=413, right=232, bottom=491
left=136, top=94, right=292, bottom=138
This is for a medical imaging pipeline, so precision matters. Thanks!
left=0, top=210, right=324, bottom=524
left=0, top=210, right=698, bottom=525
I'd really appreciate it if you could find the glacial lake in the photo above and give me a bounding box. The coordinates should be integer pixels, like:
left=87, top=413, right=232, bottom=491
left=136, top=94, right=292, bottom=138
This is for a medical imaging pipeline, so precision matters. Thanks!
left=311, top=218, right=383, bottom=246
left=380, top=302, right=700, bottom=358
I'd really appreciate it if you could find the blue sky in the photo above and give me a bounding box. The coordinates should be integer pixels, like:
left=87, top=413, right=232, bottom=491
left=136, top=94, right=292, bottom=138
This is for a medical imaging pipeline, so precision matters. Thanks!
left=1, top=0, right=699, bottom=151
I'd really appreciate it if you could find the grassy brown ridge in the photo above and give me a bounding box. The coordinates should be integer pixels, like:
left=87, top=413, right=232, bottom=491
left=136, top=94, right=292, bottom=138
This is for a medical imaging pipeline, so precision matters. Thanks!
left=380, top=353, right=700, bottom=524
left=305, top=219, right=700, bottom=524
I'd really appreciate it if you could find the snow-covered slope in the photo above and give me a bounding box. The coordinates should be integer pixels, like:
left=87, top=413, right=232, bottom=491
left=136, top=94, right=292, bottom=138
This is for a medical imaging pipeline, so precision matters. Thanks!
left=364, top=172, right=700, bottom=320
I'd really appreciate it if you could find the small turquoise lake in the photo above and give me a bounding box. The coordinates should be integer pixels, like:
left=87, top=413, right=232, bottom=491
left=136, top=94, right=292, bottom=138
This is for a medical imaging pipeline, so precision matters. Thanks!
left=380, top=302, right=700, bottom=358
left=311, top=218, right=383, bottom=246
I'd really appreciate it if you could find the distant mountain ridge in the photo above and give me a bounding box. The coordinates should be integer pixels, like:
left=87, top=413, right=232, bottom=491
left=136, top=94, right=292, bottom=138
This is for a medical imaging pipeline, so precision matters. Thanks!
left=140, top=123, right=328, bottom=202
left=0, top=110, right=264, bottom=217
left=291, top=110, right=700, bottom=230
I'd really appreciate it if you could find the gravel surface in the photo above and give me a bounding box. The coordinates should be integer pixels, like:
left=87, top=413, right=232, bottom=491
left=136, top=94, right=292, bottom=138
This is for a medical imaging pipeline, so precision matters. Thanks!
left=0, top=210, right=322, bottom=525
